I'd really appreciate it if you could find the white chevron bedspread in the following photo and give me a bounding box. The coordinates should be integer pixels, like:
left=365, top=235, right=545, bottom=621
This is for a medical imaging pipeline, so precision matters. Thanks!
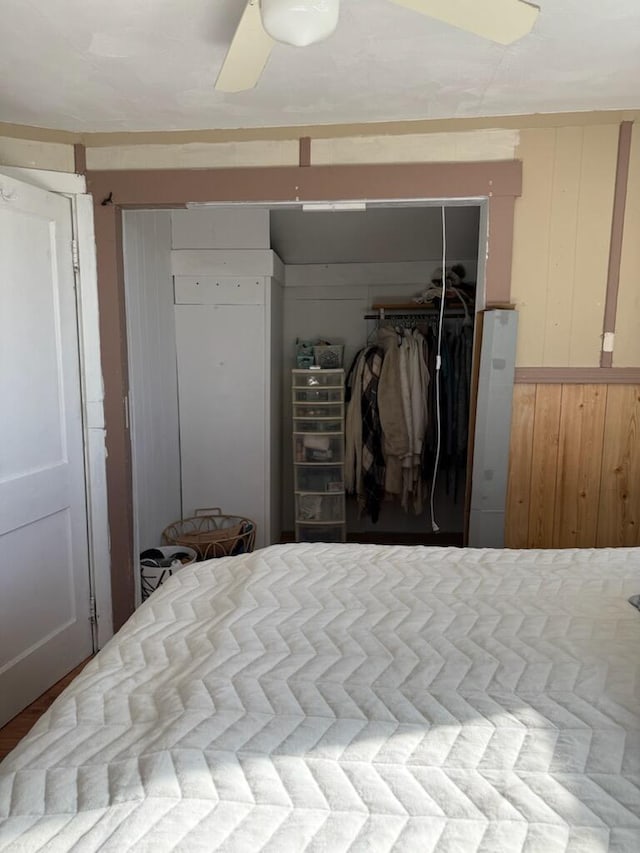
left=1, top=543, right=639, bottom=852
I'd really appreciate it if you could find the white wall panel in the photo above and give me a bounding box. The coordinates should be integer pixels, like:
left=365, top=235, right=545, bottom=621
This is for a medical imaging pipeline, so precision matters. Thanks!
left=311, top=130, right=519, bottom=166
left=175, top=304, right=267, bottom=544
left=285, top=259, right=478, bottom=288
left=174, top=276, right=265, bottom=305
left=0, top=136, right=75, bottom=172
left=86, top=140, right=298, bottom=170
left=123, top=211, right=182, bottom=556
left=171, top=249, right=277, bottom=277
left=171, top=209, right=270, bottom=249
left=268, top=278, right=284, bottom=543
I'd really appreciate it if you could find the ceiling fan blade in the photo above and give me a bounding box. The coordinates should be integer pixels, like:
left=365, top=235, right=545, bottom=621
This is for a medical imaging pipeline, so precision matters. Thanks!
left=215, top=1, right=275, bottom=93
left=388, top=0, right=539, bottom=45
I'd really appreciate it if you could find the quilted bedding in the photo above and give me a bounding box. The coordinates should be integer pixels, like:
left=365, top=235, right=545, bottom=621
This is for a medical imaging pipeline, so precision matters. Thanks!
left=1, top=543, right=639, bottom=852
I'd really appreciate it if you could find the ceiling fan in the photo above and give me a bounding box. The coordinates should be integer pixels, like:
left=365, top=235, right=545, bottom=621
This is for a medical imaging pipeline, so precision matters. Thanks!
left=215, top=0, right=540, bottom=93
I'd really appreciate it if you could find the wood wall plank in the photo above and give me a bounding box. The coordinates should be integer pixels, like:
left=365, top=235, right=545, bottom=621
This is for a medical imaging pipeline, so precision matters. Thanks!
left=596, top=385, right=640, bottom=546
left=527, top=385, right=562, bottom=547
left=552, top=384, right=607, bottom=547
left=505, top=384, right=536, bottom=547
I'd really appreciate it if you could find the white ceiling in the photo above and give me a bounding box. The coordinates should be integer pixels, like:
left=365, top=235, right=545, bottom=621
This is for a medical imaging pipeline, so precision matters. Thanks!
left=1, top=0, right=639, bottom=133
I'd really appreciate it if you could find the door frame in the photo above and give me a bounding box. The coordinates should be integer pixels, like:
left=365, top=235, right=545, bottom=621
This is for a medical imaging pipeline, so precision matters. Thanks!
left=87, top=159, right=522, bottom=629
left=0, top=166, right=113, bottom=648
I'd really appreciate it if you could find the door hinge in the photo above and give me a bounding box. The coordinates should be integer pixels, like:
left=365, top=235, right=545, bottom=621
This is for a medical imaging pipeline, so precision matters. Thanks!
left=89, top=595, right=98, bottom=626
left=71, top=239, right=80, bottom=272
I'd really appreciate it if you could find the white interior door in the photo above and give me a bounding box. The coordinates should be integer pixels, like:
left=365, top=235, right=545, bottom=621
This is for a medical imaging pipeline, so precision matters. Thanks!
left=0, top=175, right=93, bottom=727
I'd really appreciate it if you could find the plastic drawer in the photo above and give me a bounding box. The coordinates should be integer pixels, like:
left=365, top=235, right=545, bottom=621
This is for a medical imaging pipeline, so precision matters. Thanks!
left=296, top=492, right=345, bottom=523
left=292, top=369, right=344, bottom=388
left=293, top=388, right=343, bottom=403
left=293, top=418, right=343, bottom=433
left=293, top=402, right=343, bottom=419
left=294, top=434, right=343, bottom=463
left=294, top=465, right=344, bottom=493
left=295, top=522, right=346, bottom=543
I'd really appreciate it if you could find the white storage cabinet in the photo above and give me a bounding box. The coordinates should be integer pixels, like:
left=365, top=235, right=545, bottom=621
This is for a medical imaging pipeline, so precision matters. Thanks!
left=173, top=242, right=283, bottom=549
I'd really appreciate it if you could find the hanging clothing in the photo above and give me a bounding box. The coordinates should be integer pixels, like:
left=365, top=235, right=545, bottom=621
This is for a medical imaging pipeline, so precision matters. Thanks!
left=359, top=347, right=385, bottom=523
left=344, top=349, right=366, bottom=496
left=344, top=309, right=472, bottom=525
left=376, top=327, right=410, bottom=498
left=405, top=329, right=429, bottom=514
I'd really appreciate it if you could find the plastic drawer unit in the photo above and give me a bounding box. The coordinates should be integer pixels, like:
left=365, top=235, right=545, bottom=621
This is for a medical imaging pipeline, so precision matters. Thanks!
left=292, top=369, right=346, bottom=544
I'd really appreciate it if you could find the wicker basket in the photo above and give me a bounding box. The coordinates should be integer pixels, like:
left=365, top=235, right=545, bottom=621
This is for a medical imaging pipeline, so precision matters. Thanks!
left=162, top=508, right=256, bottom=560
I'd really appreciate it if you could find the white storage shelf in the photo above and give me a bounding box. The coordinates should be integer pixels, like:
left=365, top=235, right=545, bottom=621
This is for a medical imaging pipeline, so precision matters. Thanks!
left=292, top=369, right=346, bottom=544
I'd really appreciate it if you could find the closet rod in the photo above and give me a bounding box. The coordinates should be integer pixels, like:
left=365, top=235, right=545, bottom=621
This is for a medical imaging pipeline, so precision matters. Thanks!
left=364, top=309, right=468, bottom=321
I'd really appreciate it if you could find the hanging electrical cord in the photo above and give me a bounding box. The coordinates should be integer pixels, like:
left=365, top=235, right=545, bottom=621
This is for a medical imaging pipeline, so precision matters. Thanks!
left=429, top=205, right=447, bottom=533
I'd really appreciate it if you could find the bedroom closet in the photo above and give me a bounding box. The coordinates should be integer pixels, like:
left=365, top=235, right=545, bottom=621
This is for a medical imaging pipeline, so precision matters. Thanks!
left=276, top=203, right=483, bottom=544
left=122, top=202, right=493, bottom=603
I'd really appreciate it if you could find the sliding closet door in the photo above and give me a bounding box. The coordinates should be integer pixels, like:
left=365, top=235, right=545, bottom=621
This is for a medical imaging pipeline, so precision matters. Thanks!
left=123, top=211, right=182, bottom=559
left=175, top=301, right=266, bottom=541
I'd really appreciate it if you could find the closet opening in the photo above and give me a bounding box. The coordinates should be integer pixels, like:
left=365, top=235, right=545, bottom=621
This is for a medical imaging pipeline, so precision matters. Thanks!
left=274, top=201, right=484, bottom=546
left=123, top=199, right=485, bottom=604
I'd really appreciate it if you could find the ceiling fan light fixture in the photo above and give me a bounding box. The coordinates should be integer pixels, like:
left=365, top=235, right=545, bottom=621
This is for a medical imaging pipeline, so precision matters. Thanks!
left=261, top=0, right=340, bottom=47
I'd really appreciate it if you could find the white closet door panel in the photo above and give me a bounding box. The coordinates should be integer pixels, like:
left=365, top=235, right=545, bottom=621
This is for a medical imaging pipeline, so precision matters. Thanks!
left=267, top=279, right=283, bottom=544
left=123, top=211, right=181, bottom=557
left=176, top=305, right=266, bottom=545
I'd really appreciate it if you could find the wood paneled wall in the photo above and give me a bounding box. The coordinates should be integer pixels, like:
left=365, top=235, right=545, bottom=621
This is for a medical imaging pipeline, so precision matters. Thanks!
left=505, top=383, right=640, bottom=548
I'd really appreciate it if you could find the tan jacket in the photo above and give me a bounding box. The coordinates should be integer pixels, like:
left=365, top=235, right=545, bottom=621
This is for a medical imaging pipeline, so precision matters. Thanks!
left=376, top=328, right=410, bottom=496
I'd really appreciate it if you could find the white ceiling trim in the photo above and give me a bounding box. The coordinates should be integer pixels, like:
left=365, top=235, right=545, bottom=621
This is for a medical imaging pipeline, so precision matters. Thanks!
left=85, top=139, right=300, bottom=170
left=0, top=136, right=75, bottom=172
left=311, top=129, right=520, bottom=165
left=83, top=128, right=519, bottom=171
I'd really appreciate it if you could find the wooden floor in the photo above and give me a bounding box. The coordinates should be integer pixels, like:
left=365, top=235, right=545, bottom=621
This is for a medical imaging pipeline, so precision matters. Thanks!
left=0, top=658, right=92, bottom=761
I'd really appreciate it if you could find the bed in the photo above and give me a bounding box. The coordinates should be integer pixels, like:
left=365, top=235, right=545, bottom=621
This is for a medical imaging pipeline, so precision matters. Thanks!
left=1, top=543, right=639, bottom=851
